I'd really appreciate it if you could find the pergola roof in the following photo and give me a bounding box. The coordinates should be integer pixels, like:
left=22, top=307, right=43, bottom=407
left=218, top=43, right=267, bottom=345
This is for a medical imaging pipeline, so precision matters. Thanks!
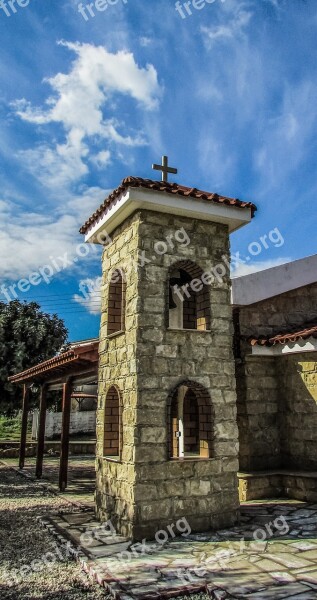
left=8, top=340, right=99, bottom=385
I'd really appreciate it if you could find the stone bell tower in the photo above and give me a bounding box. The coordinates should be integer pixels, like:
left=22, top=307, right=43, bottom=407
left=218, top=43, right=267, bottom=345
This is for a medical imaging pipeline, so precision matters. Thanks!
left=80, top=159, right=256, bottom=540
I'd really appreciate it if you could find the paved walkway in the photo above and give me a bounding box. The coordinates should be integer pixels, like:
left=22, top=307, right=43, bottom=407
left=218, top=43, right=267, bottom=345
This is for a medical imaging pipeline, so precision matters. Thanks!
left=42, top=500, right=317, bottom=599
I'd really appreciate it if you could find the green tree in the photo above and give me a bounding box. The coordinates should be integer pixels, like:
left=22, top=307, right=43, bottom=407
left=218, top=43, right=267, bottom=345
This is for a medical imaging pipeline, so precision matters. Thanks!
left=0, top=301, right=68, bottom=415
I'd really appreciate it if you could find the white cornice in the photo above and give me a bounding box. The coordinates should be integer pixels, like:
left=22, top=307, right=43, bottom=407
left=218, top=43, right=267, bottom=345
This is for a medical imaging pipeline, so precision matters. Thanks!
left=251, top=337, right=317, bottom=356
left=84, top=187, right=253, bottom=243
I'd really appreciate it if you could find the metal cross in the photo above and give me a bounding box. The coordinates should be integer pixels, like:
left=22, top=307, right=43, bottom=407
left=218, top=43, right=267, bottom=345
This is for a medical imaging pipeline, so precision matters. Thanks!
left=152, top=155, right=178, bottom=182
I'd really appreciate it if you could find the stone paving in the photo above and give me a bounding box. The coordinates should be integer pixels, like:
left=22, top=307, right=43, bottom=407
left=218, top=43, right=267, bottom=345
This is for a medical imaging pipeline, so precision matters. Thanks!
left=40, top=500, right=317, bottom=599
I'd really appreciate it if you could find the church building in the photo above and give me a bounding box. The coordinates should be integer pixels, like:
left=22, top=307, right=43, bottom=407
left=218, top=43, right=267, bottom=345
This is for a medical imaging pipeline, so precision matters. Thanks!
left=10, top=160, right=317, bottom=542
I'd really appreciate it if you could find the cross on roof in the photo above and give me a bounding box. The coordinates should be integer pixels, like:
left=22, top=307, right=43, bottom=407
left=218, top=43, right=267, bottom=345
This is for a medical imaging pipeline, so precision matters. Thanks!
left=152, top=155, right=178, bottom=182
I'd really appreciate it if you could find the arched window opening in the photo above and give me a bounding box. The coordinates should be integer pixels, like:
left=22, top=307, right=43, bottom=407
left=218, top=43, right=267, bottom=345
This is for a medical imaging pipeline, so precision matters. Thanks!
left=168, top=261, right=210, bottom=331
left=169, top=382, right=212, bottom=459
left=184, top=390, right=199, bottom=455
left=107, top=269, right=125, bottom=336
left=104, top=386, right=121, bottom=459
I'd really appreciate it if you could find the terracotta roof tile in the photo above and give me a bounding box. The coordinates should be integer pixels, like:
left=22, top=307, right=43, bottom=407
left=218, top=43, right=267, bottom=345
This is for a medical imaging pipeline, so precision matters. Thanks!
left=79, top=176, right=257, bottom=235
left=9, top=341, right=99, bottom=384
left=249, top=323, right=317, bottom=347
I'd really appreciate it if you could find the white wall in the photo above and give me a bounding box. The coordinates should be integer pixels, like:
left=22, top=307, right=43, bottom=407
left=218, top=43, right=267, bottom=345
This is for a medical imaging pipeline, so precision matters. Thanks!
left=232, top=254, right=317, bottom=306
left=32, top=410, right=96, bottom=440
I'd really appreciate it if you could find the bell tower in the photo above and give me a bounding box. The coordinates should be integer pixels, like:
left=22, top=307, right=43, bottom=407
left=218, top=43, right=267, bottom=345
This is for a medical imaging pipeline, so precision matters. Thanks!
left=80, top=165, right=256, bottom=540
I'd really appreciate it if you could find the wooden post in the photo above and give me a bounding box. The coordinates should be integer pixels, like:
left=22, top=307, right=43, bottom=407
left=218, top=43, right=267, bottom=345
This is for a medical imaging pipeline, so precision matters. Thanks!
left=59, top=379, right=72, bottom=492
left=35, top=384, right=47, bottom=479
left=19, top=384, right=30, bottom=470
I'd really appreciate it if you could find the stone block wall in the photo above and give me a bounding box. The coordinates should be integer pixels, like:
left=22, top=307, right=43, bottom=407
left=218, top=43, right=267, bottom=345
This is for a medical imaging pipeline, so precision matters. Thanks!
left=236, top=353, right=281, bottom=470
left=238, top=282, right=317, bottom=338
left=96, top=209, right=240, bottom=540
left=236, top=283, right=317, bottom=474
left=96, top=211, right=139, bottom=535
left=278, top=352, right=317, bottom=470
left=239, top=472, right=317, bottom=503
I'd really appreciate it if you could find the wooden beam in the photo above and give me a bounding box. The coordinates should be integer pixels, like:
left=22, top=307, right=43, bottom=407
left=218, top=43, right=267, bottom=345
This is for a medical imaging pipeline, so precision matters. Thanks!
left=59, top=379, right=72, bottom=492
left=19, top=385, right=30, bottom=470
left=47, top=367, right=98, bottom=390
left=35, top=385, right=47, bottom=479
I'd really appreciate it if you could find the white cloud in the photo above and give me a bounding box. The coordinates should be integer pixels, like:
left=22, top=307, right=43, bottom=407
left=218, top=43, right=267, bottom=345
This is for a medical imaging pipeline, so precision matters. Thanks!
left=201, top=8, right=252, bottom=48
left=19, top=135, right=89, bottom=189
left=231, top=257, right=292, bottom=278
left=12, top=42, right=161, bottom=189
left=139, top=37, right=152, bottom=48
left=89, top=150, right=111, bottom=170
left=73, top=277, right=101, bottom=314
left=254, top=81, right=317, bottom=192
left=65, top=185, right=110, bottom=224
left=0, top=186, right=106, bottom=282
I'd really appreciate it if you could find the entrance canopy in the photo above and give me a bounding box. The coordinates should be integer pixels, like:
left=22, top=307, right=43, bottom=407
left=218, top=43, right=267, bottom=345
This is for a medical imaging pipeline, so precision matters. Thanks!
left=8, top=339, right=99, bottom=491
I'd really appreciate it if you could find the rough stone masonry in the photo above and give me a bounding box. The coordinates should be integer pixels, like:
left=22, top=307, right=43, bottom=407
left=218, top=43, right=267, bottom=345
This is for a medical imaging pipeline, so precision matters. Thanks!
left=95, top=209, right=240, bottom=540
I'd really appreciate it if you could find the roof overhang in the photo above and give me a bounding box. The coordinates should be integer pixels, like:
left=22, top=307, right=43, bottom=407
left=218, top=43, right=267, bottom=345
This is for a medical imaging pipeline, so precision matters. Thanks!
left=83, top=186, right=254, bottom=243
left=9, top=341, right=99, bottom=386
left=250, top=336, right=317, bottom=356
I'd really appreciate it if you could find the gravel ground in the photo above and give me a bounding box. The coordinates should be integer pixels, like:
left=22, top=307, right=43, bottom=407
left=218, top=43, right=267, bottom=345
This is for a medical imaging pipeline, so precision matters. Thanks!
left=0, top=464, right=210, bottom=600
left=0, top=464, right=110, bottom=600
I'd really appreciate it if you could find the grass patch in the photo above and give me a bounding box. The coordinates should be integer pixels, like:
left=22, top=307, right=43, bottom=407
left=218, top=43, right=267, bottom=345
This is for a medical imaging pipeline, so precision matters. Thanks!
left=0, top=415, right=31, bottom=441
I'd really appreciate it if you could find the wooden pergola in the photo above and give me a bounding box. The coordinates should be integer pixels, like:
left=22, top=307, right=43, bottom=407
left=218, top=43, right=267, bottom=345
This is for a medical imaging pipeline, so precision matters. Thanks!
left=8, top=339, right=99, bottom=492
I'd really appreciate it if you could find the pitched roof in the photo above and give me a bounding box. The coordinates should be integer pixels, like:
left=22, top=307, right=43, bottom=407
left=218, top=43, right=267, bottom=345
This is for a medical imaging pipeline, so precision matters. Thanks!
left=80, top=176, right=257, bottom=234
left=8, top=341, right=99, bottom=384
left=249, top=323, right=317, bottom=347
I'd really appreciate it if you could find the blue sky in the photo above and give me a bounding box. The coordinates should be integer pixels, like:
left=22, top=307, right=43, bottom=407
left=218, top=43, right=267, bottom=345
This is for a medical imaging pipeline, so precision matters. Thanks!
left=0, top=0, right=316, bottom=341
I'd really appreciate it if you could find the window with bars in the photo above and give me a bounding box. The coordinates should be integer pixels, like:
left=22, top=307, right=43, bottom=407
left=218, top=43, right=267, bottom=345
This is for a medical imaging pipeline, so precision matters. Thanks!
left=104, top=386, right=121, bottom=459
left=107, top=269, right=125, bottom=336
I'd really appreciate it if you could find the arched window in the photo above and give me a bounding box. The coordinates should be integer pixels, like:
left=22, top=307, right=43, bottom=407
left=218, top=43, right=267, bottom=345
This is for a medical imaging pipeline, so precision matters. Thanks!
left=168, top=382, right=212, bottom=459
left=168, top=261, right=211, bottom=331
left=104, top=386, right=121, bottom=459
left=107, top=269, right=125, bottom=336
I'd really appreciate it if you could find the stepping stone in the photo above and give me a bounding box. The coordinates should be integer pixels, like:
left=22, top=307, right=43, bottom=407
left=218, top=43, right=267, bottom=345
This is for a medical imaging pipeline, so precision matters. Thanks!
left=291, top=510, right=317, bottom=519
left=265, top=552, right=313, bottom=570
left=296, top=570, right=317, bottom=584
left=64, top=513, right=93, bottom=525
left=88, top=541, right=131, bottom=557
left=271, top=571, right=297, bottom=583
left=242, top=583, right=314, bottom=598
left=290, top=542, right=317, bottom=551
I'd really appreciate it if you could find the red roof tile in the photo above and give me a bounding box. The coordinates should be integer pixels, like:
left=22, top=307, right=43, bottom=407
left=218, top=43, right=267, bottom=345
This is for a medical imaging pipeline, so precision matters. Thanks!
left=249, top=323, right=317, bottom=347
left=79, top=176, right=257, bottom=235
left=9, top=341, right=99, bottom=384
